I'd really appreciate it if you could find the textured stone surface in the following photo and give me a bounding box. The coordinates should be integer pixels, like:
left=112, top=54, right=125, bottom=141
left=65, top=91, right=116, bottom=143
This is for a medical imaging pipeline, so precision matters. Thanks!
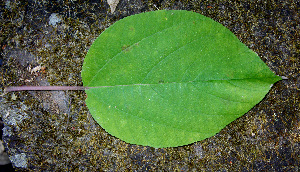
left=0, top=0, right=299, bottom=171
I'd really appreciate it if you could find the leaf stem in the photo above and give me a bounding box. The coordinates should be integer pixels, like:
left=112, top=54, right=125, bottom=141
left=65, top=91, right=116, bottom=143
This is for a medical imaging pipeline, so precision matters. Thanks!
left=4, top=86, right=88, bottom=93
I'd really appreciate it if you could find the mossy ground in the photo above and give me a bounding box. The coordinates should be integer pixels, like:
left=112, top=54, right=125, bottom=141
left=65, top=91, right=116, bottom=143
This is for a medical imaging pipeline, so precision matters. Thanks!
left=0, top=0, right=299, bottom=171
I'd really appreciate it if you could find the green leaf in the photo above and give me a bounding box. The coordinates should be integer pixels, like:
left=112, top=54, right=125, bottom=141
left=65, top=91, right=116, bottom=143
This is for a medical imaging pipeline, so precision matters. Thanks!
left=81, top=10, right=282, bottom=148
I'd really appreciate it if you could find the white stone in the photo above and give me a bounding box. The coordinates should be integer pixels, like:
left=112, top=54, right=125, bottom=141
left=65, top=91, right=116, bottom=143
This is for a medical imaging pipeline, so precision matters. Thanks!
left=49, top=13, right=61, bottom=26
left=107, top=0, right=120, bottom=13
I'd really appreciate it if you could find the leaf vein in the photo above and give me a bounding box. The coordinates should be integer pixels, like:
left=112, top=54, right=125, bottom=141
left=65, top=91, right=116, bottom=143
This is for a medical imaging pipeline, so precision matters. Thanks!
left=97, top=98, right=216, bottom=133
left=190, top=82, right=251, bottom=104
left=87, top=22, right=183, bottom=86
left=140, top=38, right=200, bottom=84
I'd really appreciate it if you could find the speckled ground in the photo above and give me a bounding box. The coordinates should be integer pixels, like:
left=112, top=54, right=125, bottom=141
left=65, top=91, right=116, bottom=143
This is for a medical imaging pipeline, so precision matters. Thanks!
left=0, top=0, right=299, bottom=171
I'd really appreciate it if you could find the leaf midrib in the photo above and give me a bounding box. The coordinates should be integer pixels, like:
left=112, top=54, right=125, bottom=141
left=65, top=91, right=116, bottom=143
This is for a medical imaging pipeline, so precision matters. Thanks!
left=87, top=77, right=277, bottom=88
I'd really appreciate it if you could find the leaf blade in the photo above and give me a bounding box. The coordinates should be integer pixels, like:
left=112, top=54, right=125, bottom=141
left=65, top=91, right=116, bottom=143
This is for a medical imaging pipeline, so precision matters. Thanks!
left=82, top=10, right=282, bottom=148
